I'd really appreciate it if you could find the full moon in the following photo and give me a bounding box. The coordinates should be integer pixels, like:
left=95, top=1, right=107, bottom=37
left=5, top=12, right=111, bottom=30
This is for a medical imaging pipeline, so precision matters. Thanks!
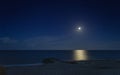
left=76, top=26, right=82, bottom=31
left=78, top=27, right=81, bottom=30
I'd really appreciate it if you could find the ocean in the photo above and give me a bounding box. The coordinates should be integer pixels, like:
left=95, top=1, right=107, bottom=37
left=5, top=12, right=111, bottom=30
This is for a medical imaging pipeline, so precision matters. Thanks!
left=0, top=50, right=120, bottom=65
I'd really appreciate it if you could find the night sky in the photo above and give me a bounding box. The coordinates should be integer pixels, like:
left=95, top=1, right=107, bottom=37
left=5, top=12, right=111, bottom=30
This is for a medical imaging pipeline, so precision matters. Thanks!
left=0, top=0, right=120, bottom=50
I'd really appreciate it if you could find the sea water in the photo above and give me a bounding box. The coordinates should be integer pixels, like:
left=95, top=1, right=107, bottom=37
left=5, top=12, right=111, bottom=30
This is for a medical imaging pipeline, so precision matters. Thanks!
left=0, top=50, right=120, bottom=66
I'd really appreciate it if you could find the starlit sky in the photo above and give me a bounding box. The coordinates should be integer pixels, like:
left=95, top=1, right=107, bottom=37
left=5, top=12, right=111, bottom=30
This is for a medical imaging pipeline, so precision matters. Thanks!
left=0, top=0, right=120, bottom=50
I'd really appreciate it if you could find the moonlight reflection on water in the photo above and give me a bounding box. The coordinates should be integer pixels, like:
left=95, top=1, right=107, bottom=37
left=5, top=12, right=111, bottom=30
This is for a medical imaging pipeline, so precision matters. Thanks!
left=73, top=50, right=88, bottom=61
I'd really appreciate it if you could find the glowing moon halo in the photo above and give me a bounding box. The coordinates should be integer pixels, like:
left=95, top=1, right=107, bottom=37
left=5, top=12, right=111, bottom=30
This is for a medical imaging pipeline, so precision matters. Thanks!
left=78, top=27, right=81, bottom=30
left=76, top=26, right=82, bottom=32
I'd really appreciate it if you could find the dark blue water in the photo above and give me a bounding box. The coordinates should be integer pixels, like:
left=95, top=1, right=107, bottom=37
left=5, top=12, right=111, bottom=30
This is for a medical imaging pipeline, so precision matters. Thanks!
left=0, top=50, right=120, bottom=65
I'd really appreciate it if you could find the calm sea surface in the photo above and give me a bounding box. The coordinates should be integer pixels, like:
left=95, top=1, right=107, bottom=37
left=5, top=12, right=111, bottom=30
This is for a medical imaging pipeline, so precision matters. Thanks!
left=0, top=50, right=120, bottom=65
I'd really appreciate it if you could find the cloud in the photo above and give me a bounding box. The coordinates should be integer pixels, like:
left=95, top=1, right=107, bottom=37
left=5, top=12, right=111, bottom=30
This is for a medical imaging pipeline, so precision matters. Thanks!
left=0, top=37, right=18, bottom=49
left=0, top=36, right=120, bottom=50
left=0, top=37, right=17, bottom=44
